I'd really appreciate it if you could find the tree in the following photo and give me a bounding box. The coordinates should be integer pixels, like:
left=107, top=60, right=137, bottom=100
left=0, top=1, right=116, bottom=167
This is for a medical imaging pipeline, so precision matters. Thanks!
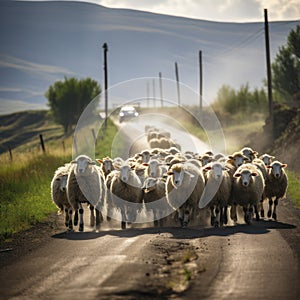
left=272, top=25, right=300, bottom=106
left=46, top=77, right=101, bottom=133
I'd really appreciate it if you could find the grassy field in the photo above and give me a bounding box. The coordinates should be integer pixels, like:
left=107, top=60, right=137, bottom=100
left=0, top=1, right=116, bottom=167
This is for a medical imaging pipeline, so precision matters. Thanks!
left=286, top=171, right=300, bottom=209
left=0, top=118, right=118, bottom=241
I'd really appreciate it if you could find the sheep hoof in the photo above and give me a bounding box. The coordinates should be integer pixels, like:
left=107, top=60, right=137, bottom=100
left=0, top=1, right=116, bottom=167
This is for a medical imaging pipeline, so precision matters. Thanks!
left=267, top=210, right=272, bottom=218
left=272, top=212, right=277, bottom=221
left=121, top=221, right=126, bottom=229
left=154, top=220, right=159, bottom=227
left=65, top=222, right=69, bottom=227
left=182, top=222, right=188, bottom=228
left=214, top=222, right=219, bottom=228
left=79, top=225, right=84, bottom=232
left=107, top=216, right=111, bottom=222
left=256, top=215, right=260, bottom=221
left=260, top=210, right=265, bottom=218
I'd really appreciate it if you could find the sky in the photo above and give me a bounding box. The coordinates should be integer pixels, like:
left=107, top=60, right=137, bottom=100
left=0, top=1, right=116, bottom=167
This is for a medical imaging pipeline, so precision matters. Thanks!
left=21, top=0, right=300, bottom=22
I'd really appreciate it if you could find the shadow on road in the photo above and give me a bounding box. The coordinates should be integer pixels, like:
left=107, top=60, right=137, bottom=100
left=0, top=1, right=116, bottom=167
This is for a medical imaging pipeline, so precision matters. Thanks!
left=52, top=219, right=296, bottom=241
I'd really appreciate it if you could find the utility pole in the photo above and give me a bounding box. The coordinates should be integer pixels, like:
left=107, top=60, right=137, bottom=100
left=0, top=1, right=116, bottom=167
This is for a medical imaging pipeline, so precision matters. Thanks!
left=175, top=62, right=181, bottom=106
left=199, top=50, right=203, bottom=112
left=152, top=79, right=156, bottom=107
left=102, top=42, right=108, bottom=128
left=159, top=72, right=163, bottom=107
left=264, top=9, right=274, bottom=140
left=146, top=81, right=150, bottom=108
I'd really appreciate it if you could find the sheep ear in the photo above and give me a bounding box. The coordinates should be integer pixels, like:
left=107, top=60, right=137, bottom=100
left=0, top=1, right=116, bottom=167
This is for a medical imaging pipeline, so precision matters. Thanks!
left=251, top=172, right=258, bottom=176
left=204, top=166, right=212, bottom=170
left=271, top=156, right=275, bottom=159
left=266, top=165, right=272, bottom=169
left=228, top=155, right=234, bottom=160
left=143, top=163, right=149, bottom=166
left=71, top=160, right=77, bottom=164
left=131, top=165, right=136, bottom=170
left=89, top=161, right=96, bottom=165
left=253, top=151, right=258, bottom=155
left=234, top=173, right=241, bottom=177
left=96, top=159, right=103, bottom=164
left=281, top=164, right=287, bottom=168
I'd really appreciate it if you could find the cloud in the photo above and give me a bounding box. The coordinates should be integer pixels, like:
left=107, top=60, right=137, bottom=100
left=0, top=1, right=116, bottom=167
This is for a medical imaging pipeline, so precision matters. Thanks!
left=0, top=98, right=47, bottom=115
left=0, top=53, right=74, bottom=80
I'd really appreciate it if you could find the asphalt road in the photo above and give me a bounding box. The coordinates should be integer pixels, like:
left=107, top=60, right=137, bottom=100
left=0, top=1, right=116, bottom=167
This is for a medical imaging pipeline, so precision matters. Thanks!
left=0, top=117, right=299, bottom=300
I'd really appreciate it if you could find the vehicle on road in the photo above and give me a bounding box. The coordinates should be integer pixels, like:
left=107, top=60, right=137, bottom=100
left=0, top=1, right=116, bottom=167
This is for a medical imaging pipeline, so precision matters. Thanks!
left=119, top=106, right=139, bottom=123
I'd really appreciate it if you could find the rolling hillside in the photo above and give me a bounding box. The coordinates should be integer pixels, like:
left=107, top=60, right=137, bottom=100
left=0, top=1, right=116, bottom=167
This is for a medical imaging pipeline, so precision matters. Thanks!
left=0, top=0, right=299, bottom=114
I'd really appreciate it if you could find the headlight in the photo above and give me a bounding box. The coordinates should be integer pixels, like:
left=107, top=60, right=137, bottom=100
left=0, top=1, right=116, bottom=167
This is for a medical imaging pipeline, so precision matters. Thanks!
left=134, top=112, right=139, bottom=117
left=119, top=112, right=124, bottom=117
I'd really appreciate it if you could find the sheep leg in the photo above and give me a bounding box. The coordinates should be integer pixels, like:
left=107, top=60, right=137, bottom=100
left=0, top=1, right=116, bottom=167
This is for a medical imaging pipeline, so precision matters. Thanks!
left=230, top=204, right=237, bottom=223
left=121, top=209, right=126, bottom=230
left=210, top=206, right=216, bottom=226
left=254, top=205, right=260, bottom=221
left=259, top=199, right=265, bottom=218
left=244, top=206, right=251, bottom=224
left=64, top=208, right=69, bottom=227
left=95, top=209, right=102, bottom=230
left=178, top=208, right=184, bottom=227
left=215, top=206, right=220, bottom=227
left=182, top=210, right=189, bottom=228
left=153, top=209, right=159, bottom=227
left=79, top=204, right=84, bottom=232
left=223, top=205, right=228, bottom=225
left=249, top=206, right=254, bottom=223
left=68, top=208, right=73, bottom=231
left=89, top=205, right=95, bottom=227
left=272, top=198, right=278, bottom=221
left=74, top=209, right=79, bottom=226
left=106, top=192, right=112, bottom=221
left=219, top=206, right=224, bottom=227
left=267, top=198, right=273, bottom=218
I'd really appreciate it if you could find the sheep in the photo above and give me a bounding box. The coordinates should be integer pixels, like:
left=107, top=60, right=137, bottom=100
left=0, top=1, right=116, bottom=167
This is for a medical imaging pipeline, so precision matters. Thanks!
left=158, top=137, right=172, bottom=149
left=259, top=153, right=275, bottom=166
left=201, top=162, right=232, bottom=227
left=149, top=138, right=160, bottom=149
left=166, top=162, right=205, bottom=227
left=231, top=163, right=265, bottom=224
left=142, top=177, right=170, bottom=227
left=66, top=155, right=106, bottom=231
left=51, top=163, right=71, bottom=228
left=96, top=156, right=114, bottom=177
left=110, top=162, right=143, bottom=229
left=143, top=159, right=164, bottom=178
left=241, top=147, right=258, bottom=162
left=200, top=154, right=213, bottom=166
left=264, top=161, right=288, bottom=220
left=138, top=149, right=151, bottom=163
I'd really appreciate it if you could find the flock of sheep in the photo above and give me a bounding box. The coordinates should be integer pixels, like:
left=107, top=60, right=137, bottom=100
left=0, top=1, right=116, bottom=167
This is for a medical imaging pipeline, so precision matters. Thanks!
left=51, top=126, right=288, bottom=231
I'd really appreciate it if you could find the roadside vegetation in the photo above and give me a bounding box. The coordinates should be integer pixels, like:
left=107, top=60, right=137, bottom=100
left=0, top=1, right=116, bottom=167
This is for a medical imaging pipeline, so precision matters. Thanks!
left=0, top=118, right=118, bottom=241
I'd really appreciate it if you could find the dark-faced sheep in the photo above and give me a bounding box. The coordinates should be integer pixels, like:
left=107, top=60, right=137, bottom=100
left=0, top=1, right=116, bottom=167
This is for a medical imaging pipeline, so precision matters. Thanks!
left=166, top=162, right=205, bottom=227
left=264, top=161, right=288, bottom=220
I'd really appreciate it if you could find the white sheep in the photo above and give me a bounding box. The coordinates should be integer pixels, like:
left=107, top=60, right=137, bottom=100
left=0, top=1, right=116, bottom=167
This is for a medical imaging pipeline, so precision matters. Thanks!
left=142, top=177, right=171, bottom=227
left=109, top=162, right=143, bottom=229
left=51, top=163, right=71, bottom=228
left=143, top=158, right=164, bottom=178
left=67, top=155, right=106, bottom=231
left=264, top=161, right=288, bottom=220
left=166, top=162, right=205, bottom=227
left=149, top=138, right=160, bottom=149
left=201, top=162, right=232, bottom=227
left=232, top=163, right=265, bottom=224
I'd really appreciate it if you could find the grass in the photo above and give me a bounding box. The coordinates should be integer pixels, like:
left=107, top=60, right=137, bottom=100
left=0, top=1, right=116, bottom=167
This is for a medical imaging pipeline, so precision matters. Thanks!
left=0, top=118, right=119, bottom=241
left=286, top=171, right=300, bottom=209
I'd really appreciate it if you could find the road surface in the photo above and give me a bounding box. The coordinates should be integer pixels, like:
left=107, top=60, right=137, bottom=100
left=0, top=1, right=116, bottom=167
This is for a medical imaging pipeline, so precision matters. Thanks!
left=0, top=117, right=299, bottom=299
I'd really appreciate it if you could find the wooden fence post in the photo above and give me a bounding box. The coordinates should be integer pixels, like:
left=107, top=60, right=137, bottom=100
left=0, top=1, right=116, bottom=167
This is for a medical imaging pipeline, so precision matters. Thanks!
left=8, top=146, right=13, bottom=161
left=39, top=134, right=46, bottom=154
